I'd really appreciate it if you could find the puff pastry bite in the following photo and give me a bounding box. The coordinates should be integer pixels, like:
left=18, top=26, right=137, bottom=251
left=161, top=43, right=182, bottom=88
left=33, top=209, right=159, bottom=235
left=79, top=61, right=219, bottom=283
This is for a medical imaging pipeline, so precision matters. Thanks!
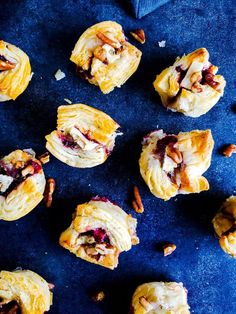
left=0, top=149, right=46, bottom=221
left=153, top=48, right=226, bottom=117
left=139, top=129, right=214, bottom=201
left=70, top=21, right=142, bottom=94
left=131, top=282, right=190, bottom=314
left=0, top=269, right=52, bottom=314
left=212, top=196, right=236, bottom=257
left=0, top=40, right=31, bottom=101
left=46, top=104, right=120, bottom=168
left=59, top=196, right=139, bottom=269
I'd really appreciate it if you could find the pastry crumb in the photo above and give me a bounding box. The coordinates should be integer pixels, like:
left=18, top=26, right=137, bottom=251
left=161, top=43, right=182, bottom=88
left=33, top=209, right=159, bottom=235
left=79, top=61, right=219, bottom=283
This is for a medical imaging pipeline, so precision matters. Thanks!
left=158, top=40, right=166, bottom=47
left=54, top=69, right=66, bottom=81
left=223, top=144, right=236, bottom=157
left=30, top=72, right=34, bottom=80
left=92, top=291, right=105, bottom=302
left=132, top=186, right=144, bottom=213
left=64, top=98, right=72, bottom=104
left=163, top=243, right=176, bottom=256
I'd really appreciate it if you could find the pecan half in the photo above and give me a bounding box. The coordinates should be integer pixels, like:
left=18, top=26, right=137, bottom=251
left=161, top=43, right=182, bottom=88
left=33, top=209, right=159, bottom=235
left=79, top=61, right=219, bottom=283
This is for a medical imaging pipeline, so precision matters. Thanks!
left=223, top=144, right=236, bottom=157
left=44, top=178, right=56, bottom=208
left=163, top=243, right=176, bottom=256
left=0, top=55, right=16, bottom=71
left=96, top=32, right=120, bottom=49
left=130, top=29, right=145, bottom=44
left=132, top=186, right=144, bottom=213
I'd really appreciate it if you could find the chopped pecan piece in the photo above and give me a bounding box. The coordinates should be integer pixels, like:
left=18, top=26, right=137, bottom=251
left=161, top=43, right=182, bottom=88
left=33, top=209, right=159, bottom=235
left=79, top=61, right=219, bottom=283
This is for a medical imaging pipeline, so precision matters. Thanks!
left=130, top=29, right=145, bottom=44
left=163, top=243, right=176, bottom=256
left=166, top=146, right=183, bottom=164
left=92, top=291, right=105, bottom=302
left=44, top=178, right=56, bottom=208
left=38, top=152, right=50, bottom=164
left=21, top=165, right=34, bottom=176
left=96, top=32, right=120, bottom=49
left=93, top=46, right=108, bottom=64
left=223, top=144, right=236, bottom=157
left=0, top=55, right=16, bottom=71
left=132, top=186, right=144, bottom=213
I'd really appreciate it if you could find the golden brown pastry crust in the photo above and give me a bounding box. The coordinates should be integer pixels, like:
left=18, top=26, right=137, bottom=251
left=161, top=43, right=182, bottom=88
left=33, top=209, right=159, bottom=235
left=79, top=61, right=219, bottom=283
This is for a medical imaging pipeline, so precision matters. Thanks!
left=0, top=269, right=52, bottom=314
left=70, top=21, right=142, bottom=94
left=131, top=282, right=190, bottom=314
left=139, top=129, right=214, bottom=200
left=59, top=197, right=139, bottom=269
left=45, top=104, right=120, bottom=168
left=0, top=40, right=31, bottom=101
left=153, top=48, right=226, bottom=117
left=212, top=196, right=236, bottom=257
left=0, top=149, right=46, bottom=221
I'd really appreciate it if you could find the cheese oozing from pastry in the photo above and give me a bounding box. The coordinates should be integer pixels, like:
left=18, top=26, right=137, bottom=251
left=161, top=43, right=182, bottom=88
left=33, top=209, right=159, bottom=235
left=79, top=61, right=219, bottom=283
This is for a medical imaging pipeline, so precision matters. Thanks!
left=0, top=40, right=31, bottom=101
left=70, top=21, right=142, bottom=94
left=139, top=129, right=214, bottom=200
left=212, top=196, right=236, bottom=257
left=0, top=270, right=52, bottom=314
left=153, top=48, right=226, bottom=117
left=0, top=149, right=46, bottom=221
left=59, top=197, right=139, bottom=269
left=45, top=104, right=121, bottom=168
left=131, top=282, right=190, bottom=314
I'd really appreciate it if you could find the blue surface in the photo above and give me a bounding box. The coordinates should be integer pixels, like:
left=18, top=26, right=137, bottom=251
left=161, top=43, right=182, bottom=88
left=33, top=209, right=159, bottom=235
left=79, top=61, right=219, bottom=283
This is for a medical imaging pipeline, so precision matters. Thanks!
left=0, top=1, right=236, bottom=313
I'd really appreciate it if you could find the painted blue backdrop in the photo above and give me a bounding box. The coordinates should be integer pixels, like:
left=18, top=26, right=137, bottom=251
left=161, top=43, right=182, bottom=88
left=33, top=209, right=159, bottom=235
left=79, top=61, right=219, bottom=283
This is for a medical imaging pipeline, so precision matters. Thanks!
left=0, top=0, right=235, bottom=313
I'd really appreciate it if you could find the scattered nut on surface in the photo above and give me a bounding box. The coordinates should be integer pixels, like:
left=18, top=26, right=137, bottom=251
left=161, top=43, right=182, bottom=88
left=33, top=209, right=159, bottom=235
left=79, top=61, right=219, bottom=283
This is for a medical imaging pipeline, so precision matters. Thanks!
left=223, top=144, right=236, bottom=157
left=130, top=29, right=145, bottom=44
left=132, top=186, right=144, bottom=213
left=163, top=243, right=176, bottom=256
left=48, top=283, right=55, bottom=290
left=44, top=178, right=56, bottom=208
left=92, top=291, right=105, bottom=302
left=39, top=152, right=50, bottom=164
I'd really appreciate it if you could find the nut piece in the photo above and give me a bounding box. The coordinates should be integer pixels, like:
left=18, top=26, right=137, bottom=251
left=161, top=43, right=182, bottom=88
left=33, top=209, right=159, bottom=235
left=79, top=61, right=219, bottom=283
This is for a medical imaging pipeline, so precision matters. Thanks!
left=132, top=186, right=144, bottom=213
left=223, top=144, right=236, bottom=157
left=0, top=55, right=16, bottom=71
left=163, top=243, right=176, bottom=256
left=130, top=29, right=145, bottom=44
left=96, top=32, right=120, bottom=49
left=93, top=46, right=108, bottom=64
left=38, top=152, right=50, bottom=164
left=166, top=146, right=183, bottom=164
left=44, top=178, right=56, bottom=208
left=21, top=165, right=34, bottom=177
left=48, top=283, right=55, bottom=290
left=92, top=291, right=105, bottom=302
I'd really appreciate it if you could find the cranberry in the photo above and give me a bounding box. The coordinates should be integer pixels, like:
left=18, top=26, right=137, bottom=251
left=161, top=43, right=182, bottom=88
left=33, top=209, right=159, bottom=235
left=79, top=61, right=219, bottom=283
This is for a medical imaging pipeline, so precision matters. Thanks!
left=155, top=135, right=178, bottom=165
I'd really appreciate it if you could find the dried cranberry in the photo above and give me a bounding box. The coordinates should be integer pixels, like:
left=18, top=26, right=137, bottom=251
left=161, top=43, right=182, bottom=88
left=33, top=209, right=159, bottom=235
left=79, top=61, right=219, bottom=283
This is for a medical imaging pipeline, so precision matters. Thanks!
left=155, top=135, right=177, bottom=165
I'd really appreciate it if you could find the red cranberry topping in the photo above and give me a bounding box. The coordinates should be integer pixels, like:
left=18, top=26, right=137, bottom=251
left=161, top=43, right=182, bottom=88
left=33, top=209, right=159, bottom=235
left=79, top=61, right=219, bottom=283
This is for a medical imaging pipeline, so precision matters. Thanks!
left=91, top=196, right=119, bottom=206
left=175, top=66, right=188, bottom=84
left=58, top=132, right=78, bottom=149
left=28, top=160, right=42, bottom=174
left=155, top=135, right=178, bottom=166
left=80, top=228, right=110, bottom=244
left=201, top=68, right=220, bottom=90
left=0, top=300, right=21, bottom=314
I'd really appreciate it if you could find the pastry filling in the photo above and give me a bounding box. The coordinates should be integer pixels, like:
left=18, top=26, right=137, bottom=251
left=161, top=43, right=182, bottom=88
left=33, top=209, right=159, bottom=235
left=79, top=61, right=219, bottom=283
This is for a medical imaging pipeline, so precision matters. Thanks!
left=77, top=228, right=116, bottom=261
left=0, top=300, right=21, bottom=314
left=0, top=159, right=41, bottom=197
left=76, top=31, right=126, bottom=81
left=0, top=55, right=16, bottom=72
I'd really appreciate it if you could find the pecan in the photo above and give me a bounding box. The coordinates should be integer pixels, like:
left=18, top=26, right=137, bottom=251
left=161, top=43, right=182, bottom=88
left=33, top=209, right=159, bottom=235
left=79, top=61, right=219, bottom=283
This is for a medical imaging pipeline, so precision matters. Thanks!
left=15, top=161, right=24, bottom=169
left=191, top=82, right=203, bottom=93
left=0, top=55, right=16, bottom=71
left=48, top=283, right=55, bottom=290
left=163, top=243, right=176, bottom=256
left=38, top=152, right=50, bottom=164
left=44, top=178, right=56, bottom=208
left=166, top=146, right=182, bottom=164
left=21, top=165, right=34, bottom=176
left=132, top=186, right=144, bottom=213
left=96, top=32, right=120, bottom=49
left=130, top=29, right=145, bottom=44
left=190, top=71, right=202, bottom=83
left=92, top=291, right=105, bottom=302
left=223, top=144, right=236, bottom=157
left=93, top=46, right=108, bottom=64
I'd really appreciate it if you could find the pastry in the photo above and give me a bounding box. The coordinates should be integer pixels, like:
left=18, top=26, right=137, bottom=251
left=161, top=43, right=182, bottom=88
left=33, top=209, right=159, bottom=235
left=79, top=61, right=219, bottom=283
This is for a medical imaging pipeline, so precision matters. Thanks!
left=212, top=196, right=236, bottom=257
left=139, top=129, right=214, bottom=200
left=0, top=149, right=46, bottom=221
left=131, top=282, right=190, bottom=314
left=45, top=104, right=120, bottom=168
left=153, top=48, right=226, bottom=117
left=59, top=196, right=139, bottom=269
left=0, top=40, right=31, bottom=101
left=70, top=21, right=142, bottom=94
left=0, top=269, right=52, bottom=314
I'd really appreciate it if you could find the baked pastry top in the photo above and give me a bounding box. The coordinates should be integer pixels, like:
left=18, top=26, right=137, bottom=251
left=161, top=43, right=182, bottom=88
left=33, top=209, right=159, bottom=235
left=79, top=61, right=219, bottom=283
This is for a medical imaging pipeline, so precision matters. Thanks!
left=0, top=40, right=31, bottom=101
left=46, top=104, right=120, bottom=168
left=70, top=21, right=142, bottom=94
left=59, top=196, right=139, bottom=269
left=212, top=196, right=236, bottom=257
left=153, top=48, right=226, bottom=117
left=139, top=129, right=214, bottom=200
left=0, top=149, right=46, bottom=221
left=131, top=281, right=190, bottom=314
left=0, top=269, right=52, bottom=314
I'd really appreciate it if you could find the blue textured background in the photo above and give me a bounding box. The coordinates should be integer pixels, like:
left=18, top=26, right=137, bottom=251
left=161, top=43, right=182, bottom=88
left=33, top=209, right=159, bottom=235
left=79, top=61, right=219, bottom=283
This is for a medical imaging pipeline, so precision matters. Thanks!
left=0, top=1, right=236, bottom=313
